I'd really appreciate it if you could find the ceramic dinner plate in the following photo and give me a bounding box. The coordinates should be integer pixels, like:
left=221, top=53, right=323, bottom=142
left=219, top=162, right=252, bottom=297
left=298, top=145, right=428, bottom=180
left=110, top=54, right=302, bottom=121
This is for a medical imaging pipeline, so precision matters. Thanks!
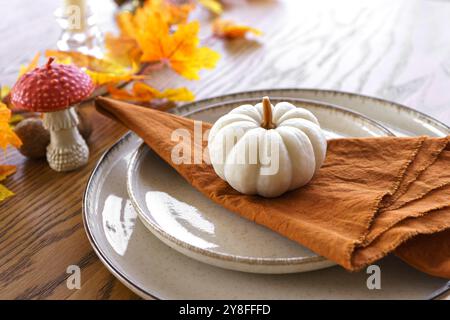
left=83, top=89, right=449, bottom=299
left=127, top=98, right=392, bottom=274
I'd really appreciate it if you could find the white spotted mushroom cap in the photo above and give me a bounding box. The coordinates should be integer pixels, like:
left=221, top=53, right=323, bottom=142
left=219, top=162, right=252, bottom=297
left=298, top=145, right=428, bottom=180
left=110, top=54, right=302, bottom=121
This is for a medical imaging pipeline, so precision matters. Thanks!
left=11, top=57, right=94, bottom=112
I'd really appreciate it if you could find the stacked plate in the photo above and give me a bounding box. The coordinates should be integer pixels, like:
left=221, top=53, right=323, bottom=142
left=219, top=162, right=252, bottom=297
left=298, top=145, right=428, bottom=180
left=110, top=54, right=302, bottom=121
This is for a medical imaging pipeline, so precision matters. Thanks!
left=83, top=89, right=449, bottom=299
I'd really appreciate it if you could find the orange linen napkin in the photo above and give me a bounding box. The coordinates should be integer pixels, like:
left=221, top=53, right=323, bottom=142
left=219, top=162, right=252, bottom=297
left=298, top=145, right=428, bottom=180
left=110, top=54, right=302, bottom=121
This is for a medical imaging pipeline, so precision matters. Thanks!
left=96, top=97, right=450, bottom=279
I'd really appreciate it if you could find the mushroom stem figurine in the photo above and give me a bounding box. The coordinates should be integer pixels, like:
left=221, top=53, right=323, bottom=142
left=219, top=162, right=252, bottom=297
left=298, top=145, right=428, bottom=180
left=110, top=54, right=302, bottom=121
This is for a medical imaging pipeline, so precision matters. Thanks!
left=11, top=57, right=94, bottom=171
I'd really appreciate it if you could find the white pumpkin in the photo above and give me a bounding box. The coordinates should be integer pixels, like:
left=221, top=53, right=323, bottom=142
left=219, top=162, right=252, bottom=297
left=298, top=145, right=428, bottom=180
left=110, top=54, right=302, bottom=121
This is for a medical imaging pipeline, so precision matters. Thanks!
left=208, top=97, right=327, bottom=198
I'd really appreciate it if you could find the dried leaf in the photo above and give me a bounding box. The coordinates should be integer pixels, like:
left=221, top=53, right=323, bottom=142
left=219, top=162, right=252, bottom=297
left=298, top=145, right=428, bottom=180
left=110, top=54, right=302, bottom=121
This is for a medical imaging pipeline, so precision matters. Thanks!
left=1, top=86, right=10, bottom=100
left=0, top=164, right=16, bottom=202
left=18, top=52, right=40, bottom=77
left=116, top=11, right=135, bottom=37
left=164, top=0, right=195, bottom=25
left=108, top=82, right=195, bottom=103
left=46, top=50, right=123, bottom=72
left=105, top=33, right=142, bottom=67
left=0, top=165, right=16, bottom=181
left=45, top=50, right=143, bottom=85
left=9, top=114, right=24, bottom=126
left=198, top=0, right=223, bottom=15
left=212, top=18, right=262, bottom=39
left=0, top=184, right=14, bottom=202
left=0, top=102, right=22, bottom=151
left=85, top=68, right=145, bottom=86
left=135, top=12, right=220, bottom=80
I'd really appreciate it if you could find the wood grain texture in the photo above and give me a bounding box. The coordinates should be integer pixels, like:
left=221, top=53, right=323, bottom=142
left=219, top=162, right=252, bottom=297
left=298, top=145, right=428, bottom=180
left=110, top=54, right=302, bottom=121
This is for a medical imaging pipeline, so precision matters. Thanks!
left=0, top=0, right=449, bottom=299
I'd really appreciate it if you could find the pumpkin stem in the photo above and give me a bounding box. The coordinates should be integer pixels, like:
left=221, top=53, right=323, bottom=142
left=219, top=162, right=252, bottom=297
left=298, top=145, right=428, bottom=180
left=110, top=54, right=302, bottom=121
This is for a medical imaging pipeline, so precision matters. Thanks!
left=261, top=96, right=275, bottom=129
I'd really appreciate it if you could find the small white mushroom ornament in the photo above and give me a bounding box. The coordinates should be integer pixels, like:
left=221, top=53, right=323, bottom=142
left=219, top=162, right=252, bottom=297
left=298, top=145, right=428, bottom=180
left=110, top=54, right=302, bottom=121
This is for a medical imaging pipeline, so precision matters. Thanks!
left=208, top=97, right=327, bottom=198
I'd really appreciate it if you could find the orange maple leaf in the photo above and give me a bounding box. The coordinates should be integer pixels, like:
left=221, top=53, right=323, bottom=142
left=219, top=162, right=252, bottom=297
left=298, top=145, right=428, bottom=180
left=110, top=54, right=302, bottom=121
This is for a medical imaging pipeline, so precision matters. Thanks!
left=104, top=33, right=142, bottom=68
left=108, top=82, right=195, bottom=103
left=0, top=102, right=22, bottom=151
left=135, top=12, right=220, bottom=80
left=0, top=164, right=16, bottom=180
left=140, top=0, right=195, bottom=26
left=212, top=19, right=262, bottom=39
left=106, top=0, right=197, bottom=72
left=115, top=0, right=194, bottom=36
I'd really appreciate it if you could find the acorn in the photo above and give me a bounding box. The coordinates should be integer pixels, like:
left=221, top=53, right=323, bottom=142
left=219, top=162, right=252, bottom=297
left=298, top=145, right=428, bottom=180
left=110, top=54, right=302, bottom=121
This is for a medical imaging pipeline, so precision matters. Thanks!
left=14, top=118, right=50, bottom=159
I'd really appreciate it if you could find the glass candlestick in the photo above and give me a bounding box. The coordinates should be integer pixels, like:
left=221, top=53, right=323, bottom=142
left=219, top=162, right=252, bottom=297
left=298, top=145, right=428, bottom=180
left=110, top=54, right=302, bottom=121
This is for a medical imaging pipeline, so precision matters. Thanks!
left=54, top=0, right=103, bottom=57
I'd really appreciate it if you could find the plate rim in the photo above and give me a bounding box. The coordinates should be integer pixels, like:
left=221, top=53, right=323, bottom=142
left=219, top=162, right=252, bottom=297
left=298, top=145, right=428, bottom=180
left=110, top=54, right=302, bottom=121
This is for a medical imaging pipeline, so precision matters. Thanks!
left=82, top=132, right=158, bottom=300
left=182, top=96, right=394, bottom=137
left=126, top=96, right=394, bottom=270
left=173, top=88, right=449, bottom=135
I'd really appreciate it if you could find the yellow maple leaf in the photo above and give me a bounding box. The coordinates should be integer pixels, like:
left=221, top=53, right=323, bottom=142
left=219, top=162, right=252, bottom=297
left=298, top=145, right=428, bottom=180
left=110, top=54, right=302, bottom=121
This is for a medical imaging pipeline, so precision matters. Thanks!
left=45, top=50, right=143, bottom=85
left=85, top=66, right=145, bottom=86
left=212, top=19, right=262, bottom=39
left=0, top=102, right=22, bottom=151
left=108, top=82, right=195, bottom=103
left=135, top=12, right=220, bottom=80
left=18, top=52, right=40, bottom=77
left=0, top=164, right=16, bottom=201
left=198, top=0, right=223, bottom=15
left=0, top=184, right=14, bottom=202
left=1, top=86, right=10, bottom=100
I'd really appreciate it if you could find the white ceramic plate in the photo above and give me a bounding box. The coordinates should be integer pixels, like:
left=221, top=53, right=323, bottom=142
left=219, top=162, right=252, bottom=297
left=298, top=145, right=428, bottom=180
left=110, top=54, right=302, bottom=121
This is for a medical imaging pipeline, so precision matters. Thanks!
left=127, top=98, right=393, bottom=274
left=83, top=89, right=449, bottom=299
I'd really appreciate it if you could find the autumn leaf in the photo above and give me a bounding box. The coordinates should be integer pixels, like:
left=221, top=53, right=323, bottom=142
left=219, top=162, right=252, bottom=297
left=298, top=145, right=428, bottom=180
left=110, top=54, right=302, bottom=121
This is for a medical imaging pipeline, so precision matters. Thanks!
left=45, top=50, right=143, bottom=85
left=85, top=67, right=145, bottom=86
left=212, top=18, right=262, bottom=39
left=164, top=0, right=195, bottom=25
left=0, top=165, right=16, bottom=181
left=108, top=81, right=195, bottom=103
left=135, top=12, right=220, bottom=80
left=115, top=0, right=194, bottom=36
left=18, top=52, right=40, bottom=77
left=104, top=33, right=142, bottom=67
left=0, top=102, right=21, bottom=202
left=116, top=10, right=135, bottom=37
left=1, top=86, right=10, bottom=100
left=0, top=102, right=22, bottom=151
left=46, top=50, right=127, bottom=72
left=0, top=184, right=14, bottom=202
left=198, top=0, right=223, bottom=15
left=0, top=162, right=15, bottom=202
left=137, top=0, right=195, bottom=25
left=108, top=2, right=219, bottom=80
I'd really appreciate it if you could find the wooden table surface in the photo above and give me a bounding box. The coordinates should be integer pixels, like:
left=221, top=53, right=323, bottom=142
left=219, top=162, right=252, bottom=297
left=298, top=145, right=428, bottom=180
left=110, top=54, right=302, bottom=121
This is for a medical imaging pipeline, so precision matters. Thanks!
left=1, top=0, right=449, bottom=300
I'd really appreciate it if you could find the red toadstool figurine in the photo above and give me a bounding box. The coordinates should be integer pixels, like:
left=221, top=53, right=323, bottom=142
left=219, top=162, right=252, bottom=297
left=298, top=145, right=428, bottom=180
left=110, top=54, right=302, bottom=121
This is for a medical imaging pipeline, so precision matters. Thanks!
left=11, top=57, right=94, bottom=171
